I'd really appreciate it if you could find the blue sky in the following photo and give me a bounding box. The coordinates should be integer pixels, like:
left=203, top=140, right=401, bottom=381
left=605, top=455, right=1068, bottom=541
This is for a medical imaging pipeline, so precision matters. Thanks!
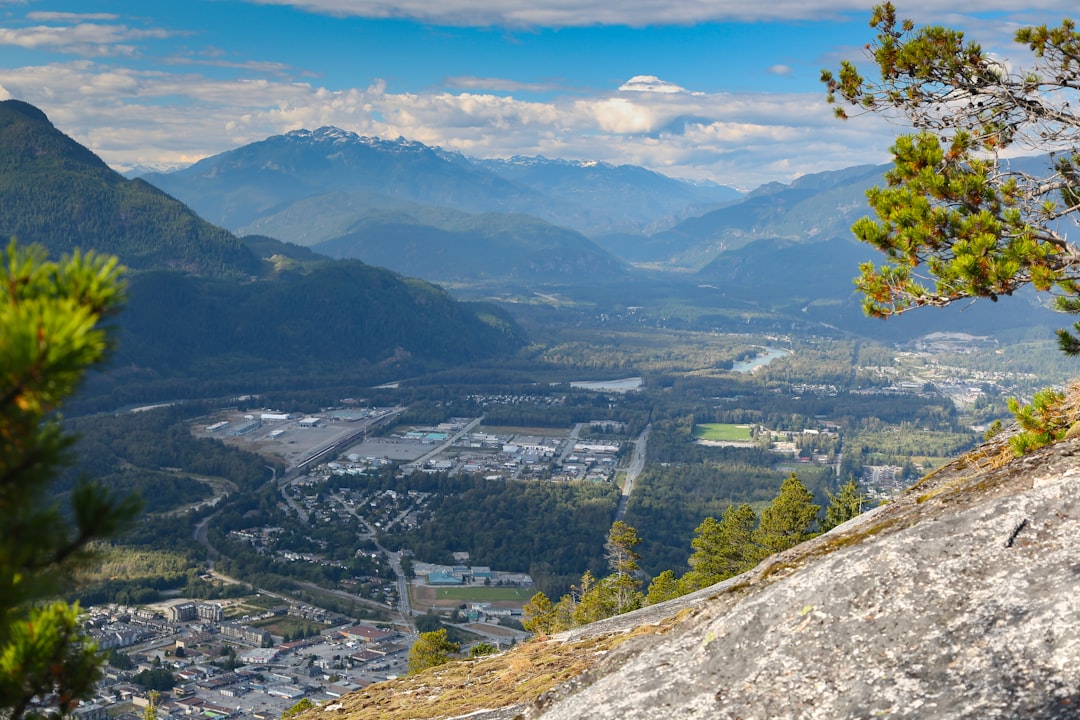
left=0, top=1, right=1072, bottom=188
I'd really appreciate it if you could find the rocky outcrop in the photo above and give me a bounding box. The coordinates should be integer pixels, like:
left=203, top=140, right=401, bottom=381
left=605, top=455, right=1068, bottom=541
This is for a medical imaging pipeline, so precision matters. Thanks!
left=326, top=433, right=1080, bottom=720
left=522, top=438, right=1080, bottom=719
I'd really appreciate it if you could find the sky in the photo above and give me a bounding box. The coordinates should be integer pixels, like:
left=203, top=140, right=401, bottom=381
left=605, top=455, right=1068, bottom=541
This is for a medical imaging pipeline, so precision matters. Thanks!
left=0, top=1, right=1074, bottom=189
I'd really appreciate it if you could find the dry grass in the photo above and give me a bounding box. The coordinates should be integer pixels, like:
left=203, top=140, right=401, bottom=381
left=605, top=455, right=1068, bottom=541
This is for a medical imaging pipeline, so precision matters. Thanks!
left=315, top=626, right=670, bottom=720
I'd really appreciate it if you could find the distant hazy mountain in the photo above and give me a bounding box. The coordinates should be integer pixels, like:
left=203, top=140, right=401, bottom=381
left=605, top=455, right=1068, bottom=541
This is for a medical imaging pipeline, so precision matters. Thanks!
left=140, top=127, right=742, bottom=245
left=474, top=155, right=741, bottom=235
left=0, top=101, right=526, bottom=393
left=272, top=196, right=626, bottom=284
left=634, top=164, right=887, bottom=270
left=0, top=99, right=263, bottom=278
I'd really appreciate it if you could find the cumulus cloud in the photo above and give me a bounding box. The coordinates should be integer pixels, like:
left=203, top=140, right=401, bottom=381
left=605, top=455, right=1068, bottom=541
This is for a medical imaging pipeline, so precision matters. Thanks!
left=0, top=22, right=173, bottom=56
left=241, top=0, right=1080, bottom=27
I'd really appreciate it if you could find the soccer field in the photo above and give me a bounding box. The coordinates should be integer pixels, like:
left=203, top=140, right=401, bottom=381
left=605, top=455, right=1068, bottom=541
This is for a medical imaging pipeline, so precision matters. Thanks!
left=693, top=423, right=753, bottom=442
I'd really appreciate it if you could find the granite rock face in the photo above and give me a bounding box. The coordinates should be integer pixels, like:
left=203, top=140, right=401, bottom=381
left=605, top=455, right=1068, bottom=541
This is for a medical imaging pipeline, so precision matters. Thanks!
left=518, top=439, right=1080, bottom=720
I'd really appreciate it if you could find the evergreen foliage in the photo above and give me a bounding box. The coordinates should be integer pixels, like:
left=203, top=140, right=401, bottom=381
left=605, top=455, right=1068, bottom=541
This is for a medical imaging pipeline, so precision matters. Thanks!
left=0, top=241, right=138, bottom=720
left=820, top=479, right=869, bottom=532
left=0, top=101, right=262, bottom=279
left=407, top=629, right=460, bottom=674
left=679, top=504, right=760, bottom=592
left=822, top=3, right=1080, bottom=354
left=1007, top=388, right=1069, bottom=456
left=752, top=473, right=820, bottom=556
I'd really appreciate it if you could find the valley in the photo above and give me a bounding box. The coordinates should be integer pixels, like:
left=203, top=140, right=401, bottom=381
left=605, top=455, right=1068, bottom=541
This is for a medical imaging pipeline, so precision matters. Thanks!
left=3, top=98, right=1076, bottom=718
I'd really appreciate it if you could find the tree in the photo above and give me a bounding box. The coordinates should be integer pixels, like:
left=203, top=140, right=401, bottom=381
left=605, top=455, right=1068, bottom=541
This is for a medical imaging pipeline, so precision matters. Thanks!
left=521, top=592, right=557, bottom=635
left=645, top=570, right=683, bottom=605
left=820, top=478, right=869, bottom=533
left=681, top=504, right=760, bottom=592
left=468, top=642, right=498, bottom=658
left=752, top=473, right=820, bottom=556
left=407, top=628, right=459, bottom=674
left=1, top=241, right=138, bottom=720
left=602, top=521, right=643, bottom=615
left=282, top=698, right=314, bottom=720
left=822, top=3, right=1080, bottom=353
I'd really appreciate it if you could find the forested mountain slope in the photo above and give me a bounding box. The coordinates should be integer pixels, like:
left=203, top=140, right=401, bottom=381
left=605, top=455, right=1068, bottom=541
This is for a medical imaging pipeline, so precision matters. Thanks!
left=0, top=100, right=263, bottom=278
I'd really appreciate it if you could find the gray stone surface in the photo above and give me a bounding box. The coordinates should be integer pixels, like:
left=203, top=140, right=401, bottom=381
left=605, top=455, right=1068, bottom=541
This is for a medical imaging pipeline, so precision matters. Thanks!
left=516, top=439, right=1080, bottom=719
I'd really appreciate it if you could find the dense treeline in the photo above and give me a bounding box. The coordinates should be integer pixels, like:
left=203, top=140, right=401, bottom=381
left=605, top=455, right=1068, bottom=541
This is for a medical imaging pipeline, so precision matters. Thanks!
left=64, top=405, right=276, bottom=497
left=0, top=100, right=263, bottom=278
left=109, top=262, right=525, bottom=376
left=623, top=418, right=833, bottom=575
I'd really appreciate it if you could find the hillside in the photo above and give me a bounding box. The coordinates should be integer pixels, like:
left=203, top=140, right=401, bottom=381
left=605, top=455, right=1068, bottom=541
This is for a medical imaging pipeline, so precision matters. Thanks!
left=0, top=101, right=528, bottom=403
left=139, top=127, right=739, bottom=250
left=312, top=418, right=1080, bottom=719
left=474, top=156, right=741, bottom=235
left=310, top=205, right=625, bottom=283
left=632, top=164, right=886, bottom=270
left=0, top=100, right=263, bottom=278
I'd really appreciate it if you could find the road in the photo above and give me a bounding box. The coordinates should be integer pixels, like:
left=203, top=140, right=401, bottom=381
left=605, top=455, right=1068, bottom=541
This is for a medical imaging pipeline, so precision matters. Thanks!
left=406, top=416, right=484, bottom=469
left=557, top=423, right=584, bottom=464
left=615, top=424, right=650, bottom=522
left=329, top=492, right=415, bottom=629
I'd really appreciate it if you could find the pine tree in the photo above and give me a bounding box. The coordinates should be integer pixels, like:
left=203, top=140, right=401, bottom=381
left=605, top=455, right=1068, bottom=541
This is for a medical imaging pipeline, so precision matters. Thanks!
left=820, top=479, right=868, bottom=533
left=681, top=504, right=761, bottom=592
left=822, top=3, right=1080, bottom=354
left=521, top=592, right=557, bottom=635
left=603, top=521, right=643, bottom=615
left=1, top=241, right=139, bottom=720
left=407, top=629, right=460, bottom=674
left=646, top=570, right=683, bottom=604
left=752, top=473, right=820, bottom=556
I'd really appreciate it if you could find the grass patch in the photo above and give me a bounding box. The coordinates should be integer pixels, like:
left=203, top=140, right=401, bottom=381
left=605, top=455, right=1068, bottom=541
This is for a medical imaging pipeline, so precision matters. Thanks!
left=693, top=423, right=753, bottom=442
left=321, top=625, right=672, bottom=720
left=249, top=615, right=329, bottom=638
left=435, top=587, right=533, bottom=603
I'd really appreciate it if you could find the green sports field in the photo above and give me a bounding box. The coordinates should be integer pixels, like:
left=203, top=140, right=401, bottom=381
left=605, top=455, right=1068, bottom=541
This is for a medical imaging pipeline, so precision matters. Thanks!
left=693, top=423, right=754, bottom=442
left=434, top=587, right=533, bottom=603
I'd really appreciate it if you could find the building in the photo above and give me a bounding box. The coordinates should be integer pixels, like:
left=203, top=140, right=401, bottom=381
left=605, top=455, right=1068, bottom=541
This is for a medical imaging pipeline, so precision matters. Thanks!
left=340, top=624, right=393, bottom=644
left=196, top=602, right=224, bottom=622
left=167, top=602, right=196, bottom=622
left=220, top=622, right=272, bottom=647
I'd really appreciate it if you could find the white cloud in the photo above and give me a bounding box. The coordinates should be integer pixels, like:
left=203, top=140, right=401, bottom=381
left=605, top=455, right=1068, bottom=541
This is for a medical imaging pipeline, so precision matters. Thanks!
left=0, top=22, right=173, bottom=56
left=0, top=57, right=895, bottom=188
left=27, top=12, right=120, bottom=22
left=240, top=1, right=1080, bottom=27
left=618, top=76, right=689, bottom=94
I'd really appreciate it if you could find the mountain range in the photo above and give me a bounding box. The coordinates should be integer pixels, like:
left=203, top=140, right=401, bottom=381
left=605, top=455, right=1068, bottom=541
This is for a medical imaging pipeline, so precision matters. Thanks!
left=0, top=100, right=526, bottom=400
left=137, top=122, right=1064, bottom=341
left=137, top=125, right=886, bottom=286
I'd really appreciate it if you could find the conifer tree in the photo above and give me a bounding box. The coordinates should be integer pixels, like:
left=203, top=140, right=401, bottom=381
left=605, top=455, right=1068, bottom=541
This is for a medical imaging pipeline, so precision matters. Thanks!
left=521, top=592, right=557, bottom=635
left=822, top=3, right=1080, bottom=353
left=1, top=241, right=139, bottom=720
left=752, top=473, right=820, bottom=556
left=820, top=479, right=868, bottom=533
left=681, top=504, right=759, bottom=592
left=645, top=570, right=683, bottom=605
left=407, top=628, right=460, bottom=674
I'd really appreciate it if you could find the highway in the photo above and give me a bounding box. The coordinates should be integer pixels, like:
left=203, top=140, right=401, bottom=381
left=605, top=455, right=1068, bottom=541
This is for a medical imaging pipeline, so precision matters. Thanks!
left=615, top=424, right=650, bottom=522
